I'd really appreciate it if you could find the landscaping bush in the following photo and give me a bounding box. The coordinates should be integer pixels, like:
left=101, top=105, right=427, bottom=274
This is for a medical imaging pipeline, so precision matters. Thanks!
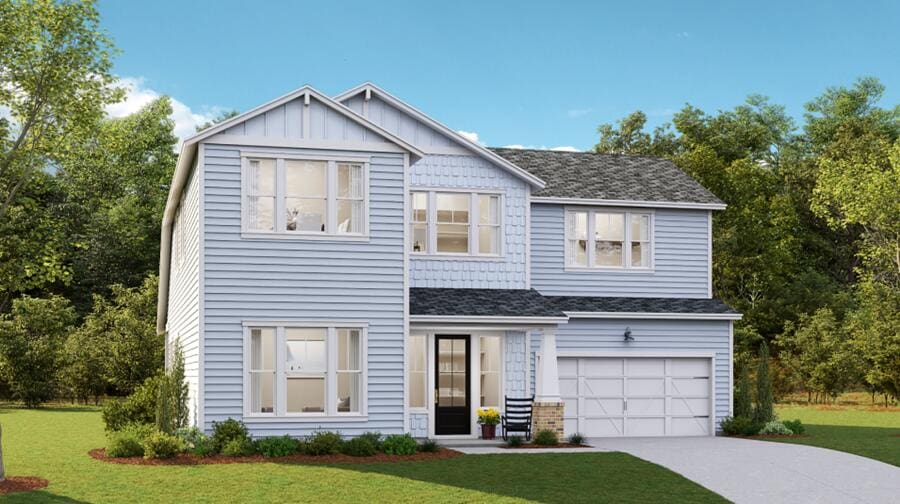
left=106, top=424, right=154, bottom=458
left=211, top=418, right=250, bottom=453
left=101, top=375, right=163, bottom=431
left=142, top=430, right=186, bottom=459
left=783, top=419, right=805, bottom=435
left=754, top=341, right=775, bottom=424
left=418, top=438, right=440, bottom=453
left=341, top=436, right=377, bottom=457
left=759, top=420, right=793, bottom=436
left=221, top=437, right=256, bottom=457
left=506, top=435, right=524, bottom=447
left=533, top=429, right=559, bottom=446
left=382, top=433, right=417, bottom=455
left=255, top=435, right=299, bottom=458
left=720, top=416, right=762, bottom=436
left=567, top=433, right=586, bottom=445
left=304, top=431, right=344, bottom=456
left=356, top=431, right=383, bottom=451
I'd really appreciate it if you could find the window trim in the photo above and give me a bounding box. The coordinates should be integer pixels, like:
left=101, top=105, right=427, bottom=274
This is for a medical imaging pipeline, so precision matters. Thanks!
left=409, top=188, right=505, bottom=259
left=564, top=207, right=655, bottom=272
left=407, top=334, right=428, bottom=412
left=242, top=320, right=368, bottom=421
left=240, top=152, right=370, bottom=241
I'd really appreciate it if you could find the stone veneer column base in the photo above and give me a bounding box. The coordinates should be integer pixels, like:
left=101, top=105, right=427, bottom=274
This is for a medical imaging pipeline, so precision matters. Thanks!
left=532, top=401, right=565, bottom=438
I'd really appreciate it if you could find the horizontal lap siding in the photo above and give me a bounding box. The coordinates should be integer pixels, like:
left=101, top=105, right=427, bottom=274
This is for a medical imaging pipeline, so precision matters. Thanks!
left=410, top=155, right=528, bottom=289
left=531, top=204, right=710, bottom=297
left=530, top=319, right=731, bottom=429
left=202, top=144, right=405, bottom=436
left=167, top=164, right=202, bottom=426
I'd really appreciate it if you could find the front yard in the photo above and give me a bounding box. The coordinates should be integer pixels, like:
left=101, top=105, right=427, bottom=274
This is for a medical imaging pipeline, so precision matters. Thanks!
left=0, top=406, right=724, bottom=503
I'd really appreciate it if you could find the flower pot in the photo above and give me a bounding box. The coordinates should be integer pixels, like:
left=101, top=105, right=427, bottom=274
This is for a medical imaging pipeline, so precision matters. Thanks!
left=481, top=424, right=496, bottom=440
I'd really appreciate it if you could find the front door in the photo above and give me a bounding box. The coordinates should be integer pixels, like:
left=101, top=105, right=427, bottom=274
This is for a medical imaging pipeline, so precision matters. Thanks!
left=435, top=335, right=470, bottom=435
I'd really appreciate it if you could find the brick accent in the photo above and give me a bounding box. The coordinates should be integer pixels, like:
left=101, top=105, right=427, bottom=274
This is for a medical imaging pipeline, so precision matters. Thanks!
left=532, top=401, right=565, bottom=438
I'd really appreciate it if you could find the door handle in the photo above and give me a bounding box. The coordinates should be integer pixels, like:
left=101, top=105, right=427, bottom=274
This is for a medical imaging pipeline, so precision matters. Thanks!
left=435, top=389, right=439, bottom=405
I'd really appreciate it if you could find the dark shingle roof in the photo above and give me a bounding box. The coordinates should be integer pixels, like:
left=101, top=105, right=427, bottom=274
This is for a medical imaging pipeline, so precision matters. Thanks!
left=548, top=296, right=737, bottom=315
left=489, top=148, right=723, bottom=205
left=410, top=288, right=566, bottom=318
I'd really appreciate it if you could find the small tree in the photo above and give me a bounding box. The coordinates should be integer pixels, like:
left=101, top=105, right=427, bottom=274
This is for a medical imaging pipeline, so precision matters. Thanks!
left=754, top=341, right=775, bottom=423
left=734, top=363, right=753, bottom=418
left=155, top=341, right=189, bottom=434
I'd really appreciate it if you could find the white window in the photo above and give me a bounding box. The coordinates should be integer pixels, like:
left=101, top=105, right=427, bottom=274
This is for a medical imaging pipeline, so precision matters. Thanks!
left=242, top=155, right=368, bottom=237
left=410, top=190, right=503, bottom=257
left=566, top=210, right=652, bottom=269
left=480, top=336, right=502, bottom=409
left=245, top=323, right=366, bottom=417
left=407, top=335, right=427, bottom=409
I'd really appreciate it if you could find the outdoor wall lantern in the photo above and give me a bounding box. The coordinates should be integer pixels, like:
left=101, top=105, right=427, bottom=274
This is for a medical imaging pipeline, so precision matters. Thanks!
left=623, top=327, right=634, bottom=342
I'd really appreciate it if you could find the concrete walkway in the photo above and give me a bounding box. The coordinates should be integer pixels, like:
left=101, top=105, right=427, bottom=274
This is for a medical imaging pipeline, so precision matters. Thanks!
left=455, top=436, right=900, bottom=504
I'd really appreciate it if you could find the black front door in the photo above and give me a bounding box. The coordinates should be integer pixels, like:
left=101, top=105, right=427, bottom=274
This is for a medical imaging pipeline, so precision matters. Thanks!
left=435, top=335, right=470, bottom=435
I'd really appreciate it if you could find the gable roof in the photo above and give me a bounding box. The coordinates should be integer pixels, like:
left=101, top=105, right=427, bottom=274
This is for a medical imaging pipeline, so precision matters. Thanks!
left=334, top=83, right=546, bottom=189
left=157, top=85, right=427, bottom=333
left=410, top=288, right=566, bottom=319
left=490, top=148, right=726, bottom=210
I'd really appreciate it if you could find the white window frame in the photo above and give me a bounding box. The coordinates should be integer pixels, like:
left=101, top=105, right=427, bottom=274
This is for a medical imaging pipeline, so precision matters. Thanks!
left=242, top=321, right=368, bottom=421
left=407, top=334, right=428, bottom=412
left=240, top=152, right=370, bottom=241
left=409, top=188, right=505, bottom=259
left=564, top=208, right=655, bottom=271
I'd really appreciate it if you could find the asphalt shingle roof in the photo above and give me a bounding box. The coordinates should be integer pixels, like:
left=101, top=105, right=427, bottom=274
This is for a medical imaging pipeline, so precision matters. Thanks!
left=548, top=296, right=737, bottom=315
left=489, top=148, right=724, bottom=205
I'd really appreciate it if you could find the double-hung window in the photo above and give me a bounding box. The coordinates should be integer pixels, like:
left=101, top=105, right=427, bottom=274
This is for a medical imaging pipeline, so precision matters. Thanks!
left=566, top=209, right=653, bottom=269
left=407, top=335, right=427, bottom=409
left=246, top=323, right=366, bottom=417
left=410, top=190, right=503, bottom=256
left=243, top=154, right=367, bottom=237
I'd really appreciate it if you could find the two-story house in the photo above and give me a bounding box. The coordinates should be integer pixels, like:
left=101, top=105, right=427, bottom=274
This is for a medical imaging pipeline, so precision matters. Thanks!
left=157, top=83, right=740, bottom=440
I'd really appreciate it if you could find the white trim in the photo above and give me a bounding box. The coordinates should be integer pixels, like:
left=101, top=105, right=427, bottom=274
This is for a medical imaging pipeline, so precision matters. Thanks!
left=556, top=350, right=717, bottom=359
left=525, top=184, right=532, bottom=289
left=533, top=196, right=726, bottom=211
left=409, top=189, right=505, bottom=259
left=410, top=315, right=569, bottom=325
left=403, top=152, right=411, bottom=434
left=210, top=135, right=409, bottom=153
left=197, top=144, right=206, bottom=432
left=242, top=320, right=369, bottom=328
left=240, top=150, right=371, bottom=163
left=240, top=232, right=370, bottom=242
left=707, top=210, right=713, bottom=298
left=333, top=82, right=546, bottom=188
left=728, top=321, right=734, bottom=417
left=563, top=207, right=655, bottom=271
left=562, top=311, right=742, bottom=321
left=243, top=415, right=369, bottom=424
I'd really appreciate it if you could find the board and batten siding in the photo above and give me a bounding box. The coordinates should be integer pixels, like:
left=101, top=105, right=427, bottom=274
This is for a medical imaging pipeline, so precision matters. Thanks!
left=201, top=143, right=406, bottom=436
left=409, top=154, right=528, bottom=289
left=166, top=161, right=202, bottom=426
left=531, top=203, right=711, bottom=297
left=529, top=318, right=732, bottom=429
left=341, top=94, right=464, bottom=151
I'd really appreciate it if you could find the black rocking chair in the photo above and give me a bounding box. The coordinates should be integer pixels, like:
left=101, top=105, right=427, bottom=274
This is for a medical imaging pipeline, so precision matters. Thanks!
left=501, top=395, right=535, bottom=441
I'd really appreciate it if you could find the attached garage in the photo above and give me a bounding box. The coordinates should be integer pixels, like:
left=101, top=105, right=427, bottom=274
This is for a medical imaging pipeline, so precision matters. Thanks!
left=559, top=356, right=713, bottom=437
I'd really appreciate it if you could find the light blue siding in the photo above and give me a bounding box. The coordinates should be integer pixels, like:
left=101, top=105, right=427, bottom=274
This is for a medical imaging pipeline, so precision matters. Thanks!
left=409, top=413, right=428, bottom=438
left=531, top=203, right=711, bottom=297
left=201, top=143, right=406, bottom=437
left=342, top=94, right=462, bottom=150
left=410, top=154, right=528, bottom=289
left=530, top=318, right=731, bottom=429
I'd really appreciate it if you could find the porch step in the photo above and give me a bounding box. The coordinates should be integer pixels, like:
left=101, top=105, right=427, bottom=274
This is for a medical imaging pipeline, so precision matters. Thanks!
left=436, top=439, right=506, bottom=448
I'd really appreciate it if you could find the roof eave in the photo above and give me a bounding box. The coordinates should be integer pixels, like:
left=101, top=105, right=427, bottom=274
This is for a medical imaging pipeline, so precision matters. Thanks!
left=530, top=196, right=727, bottom=211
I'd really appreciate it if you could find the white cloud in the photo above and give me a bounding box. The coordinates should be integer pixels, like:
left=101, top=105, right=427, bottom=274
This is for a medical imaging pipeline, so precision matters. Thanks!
left=503, top=144, right=581, bottom=152
left=566, top=108, right=592, bottom=119
left=456, top=129, right=486, bottom=145
left=676, top=31, right=690, bottom=39
left=106, top=77, right=223, bottom=145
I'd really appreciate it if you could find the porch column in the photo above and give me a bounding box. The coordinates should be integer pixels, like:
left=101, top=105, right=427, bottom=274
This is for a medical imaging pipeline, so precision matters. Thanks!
left=533, top=328, right=565, bottom=438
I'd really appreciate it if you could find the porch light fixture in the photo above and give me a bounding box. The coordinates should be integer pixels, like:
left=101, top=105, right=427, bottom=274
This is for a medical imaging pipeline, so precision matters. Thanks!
left=623, top=327, right=634, bottom=342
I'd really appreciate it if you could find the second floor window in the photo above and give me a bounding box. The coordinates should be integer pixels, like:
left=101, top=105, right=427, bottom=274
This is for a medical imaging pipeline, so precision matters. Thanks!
left=566, top=209, right=652, bottom=269
left=410, top=190, right=502, bottom=256
left=243, top=155, right=367, bottom=237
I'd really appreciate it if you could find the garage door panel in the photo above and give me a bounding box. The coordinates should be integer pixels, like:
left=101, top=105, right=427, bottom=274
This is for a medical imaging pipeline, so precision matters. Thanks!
left=670, top=417, right=710, bottom=436
left=560, top=377, right=578, bottom=396
left=559, top=359, right=578, bottom=377
left=627, top=398, right=665, bottom=416
left=669, top=358, right=709, bottom=376
left=562, top=397, right=579, bottom=414
left=669, top=378, right=710, bottom=396
left=626, top=358, right=665, bottom=376
left=563, top=418, right=578, bottom=435
left=584, top=397, right=624, bottom=416
left=582, top=358, right=623, bottom=376
left=626, top=378, right=665, bottom=396
left=626, top=417, right=665, bottom=436
left=670, top=397, right=710, bottom=416
left=583, top=377, right=623, bottom=396
left=583, top=417, right=624, bottom=437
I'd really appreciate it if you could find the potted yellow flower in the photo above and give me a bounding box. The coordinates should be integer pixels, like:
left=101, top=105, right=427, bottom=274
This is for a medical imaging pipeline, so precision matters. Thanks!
left=477, top=408, right=500, bottom=439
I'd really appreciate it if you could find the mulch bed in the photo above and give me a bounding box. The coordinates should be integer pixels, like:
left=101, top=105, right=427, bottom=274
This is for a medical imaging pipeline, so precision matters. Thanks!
left=90, top=447, right=462, bottom=465
left=502, top=443, right=591, bottom=449
left=0, top=477, right=50, bottom=495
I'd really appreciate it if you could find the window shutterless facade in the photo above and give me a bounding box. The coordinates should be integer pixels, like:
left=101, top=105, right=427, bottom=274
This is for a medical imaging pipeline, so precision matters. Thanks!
left=565, top=209, right=653, bottom=269
left=241, top=154, right=368, bottom=238
left=244, top=322, right=366, bottom=418
left=409, top=190, right=502, bottom=257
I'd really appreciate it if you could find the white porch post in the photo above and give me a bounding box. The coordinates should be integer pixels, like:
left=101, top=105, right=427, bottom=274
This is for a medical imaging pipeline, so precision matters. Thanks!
left=535, top=328, right=560, bottom=402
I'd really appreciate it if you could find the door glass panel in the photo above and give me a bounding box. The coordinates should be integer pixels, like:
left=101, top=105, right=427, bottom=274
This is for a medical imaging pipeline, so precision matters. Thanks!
left=437, top=338, right=467, bottom=407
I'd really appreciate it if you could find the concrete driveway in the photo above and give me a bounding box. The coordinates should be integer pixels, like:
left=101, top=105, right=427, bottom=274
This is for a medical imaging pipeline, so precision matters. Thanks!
left=592, top=436, right=900, bottom=504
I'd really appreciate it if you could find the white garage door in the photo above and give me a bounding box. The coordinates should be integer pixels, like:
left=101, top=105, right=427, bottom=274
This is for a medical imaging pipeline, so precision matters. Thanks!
left=559, top=357, right=712, bottom=437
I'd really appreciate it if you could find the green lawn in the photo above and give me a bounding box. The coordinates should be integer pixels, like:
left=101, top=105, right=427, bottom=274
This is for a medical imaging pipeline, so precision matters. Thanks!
left=770, top=404, right=900, bottom=466
left=0, top=406, right=725, bottom=503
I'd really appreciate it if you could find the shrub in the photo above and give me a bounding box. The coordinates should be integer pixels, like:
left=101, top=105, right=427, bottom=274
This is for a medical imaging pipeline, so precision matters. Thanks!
left=506, top=435, right=524, bottom=447
left=174, top=427, right=215, bottom=456
left=341, top=436, right=377, bottom=457
left=304, top=431, right=344, bottom=456
left=734, top=364, right=753, bottom=419
left=221, top=437, right=256, bottom=457
left=382, top=434, right=417, bottom=455
left=720, top=416, right=762, bottom=436
left=782, top=419, right=805, bottom=435
left=102, top=375, right=163, bottom=431
left=255, top=435, right=299, bottom=458
left=754, top=341, right=775, bottom=424
left=356, top=431, right=383, bottom=451
left=533, top=429, right=559, bottom=446
left=211, top=418, right=250, bottom=453
left=759, top=420, right=793, bottom=436
left=142, top=430, right=186, bottom=459
left=106, top=424, right=154, bottom=458
left=418, top=438, right=440, bottom=453
left=567, top=433, right=586, bottom=445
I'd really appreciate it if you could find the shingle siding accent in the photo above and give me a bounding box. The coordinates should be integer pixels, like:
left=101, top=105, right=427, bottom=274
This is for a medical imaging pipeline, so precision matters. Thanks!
left=504, top=331, right=528, bottom=398
left=491, top=148, right=722, bottom=205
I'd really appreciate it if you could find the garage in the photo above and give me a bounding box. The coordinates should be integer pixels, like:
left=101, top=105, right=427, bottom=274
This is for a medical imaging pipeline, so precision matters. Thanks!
left=559, top=357, right=713, bottom=437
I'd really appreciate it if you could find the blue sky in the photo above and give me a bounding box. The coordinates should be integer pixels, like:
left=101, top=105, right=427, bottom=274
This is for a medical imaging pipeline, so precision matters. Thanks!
left=98, top=0, right=899, bottom=149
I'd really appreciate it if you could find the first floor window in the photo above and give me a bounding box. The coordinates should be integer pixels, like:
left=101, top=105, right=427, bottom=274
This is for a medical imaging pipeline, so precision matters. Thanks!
left=566, top=209, right=652, bottom=269
left=410, top=190, right=503, bottom=257
left=247, top=324, right=365, bottom=416
left=480, top=336, right=502, bottom=409
left=407, top=335, right=427, bottom=408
